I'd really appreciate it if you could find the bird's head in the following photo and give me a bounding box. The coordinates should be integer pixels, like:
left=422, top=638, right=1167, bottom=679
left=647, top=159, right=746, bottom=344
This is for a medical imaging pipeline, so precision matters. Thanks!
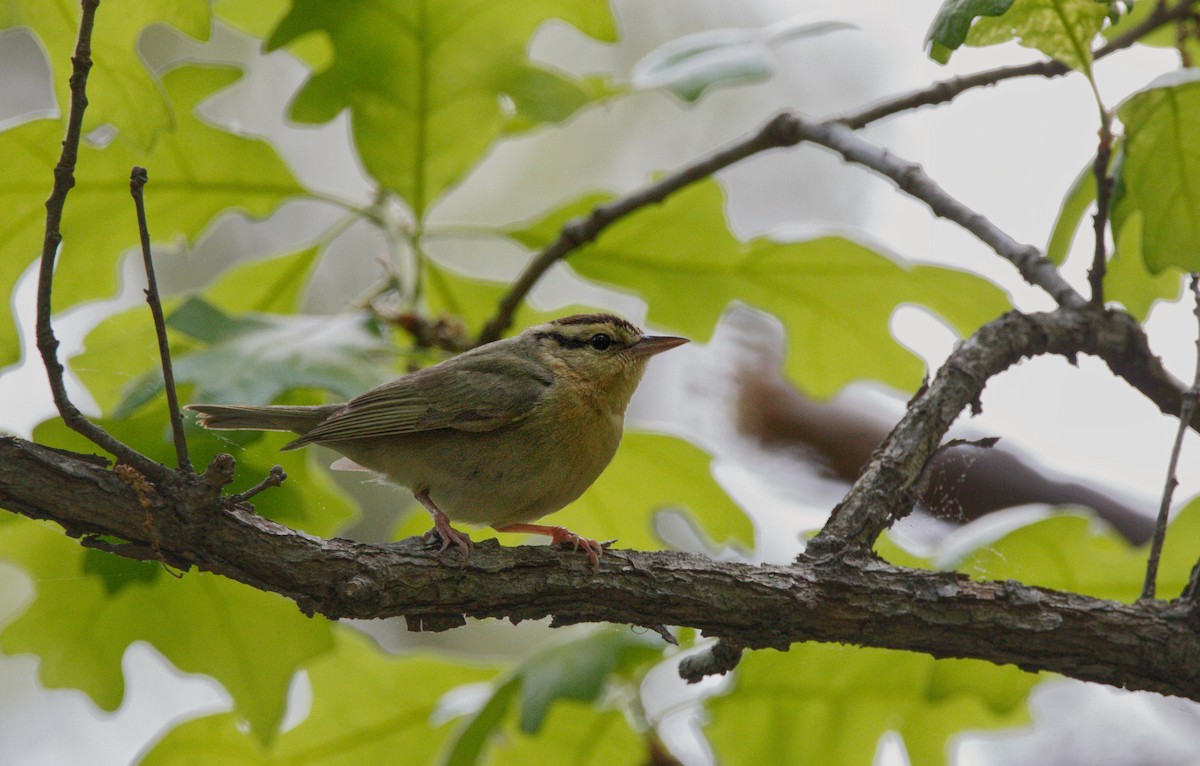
left=524, top=313, right=688, bottom=410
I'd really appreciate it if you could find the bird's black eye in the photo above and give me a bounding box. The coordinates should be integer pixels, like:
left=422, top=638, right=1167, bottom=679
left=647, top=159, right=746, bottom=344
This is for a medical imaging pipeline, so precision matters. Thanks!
left=589, top=333, right=613, bottom=351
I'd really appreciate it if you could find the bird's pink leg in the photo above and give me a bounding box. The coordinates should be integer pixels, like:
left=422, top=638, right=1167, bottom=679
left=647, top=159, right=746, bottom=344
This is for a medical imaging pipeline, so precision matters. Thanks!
left=415, top=489, right=472, bottom=565
left=494, top=523, right=603, bottom=569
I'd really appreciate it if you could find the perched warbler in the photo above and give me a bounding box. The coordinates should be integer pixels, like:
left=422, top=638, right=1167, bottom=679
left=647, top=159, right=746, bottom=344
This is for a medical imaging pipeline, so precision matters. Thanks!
left=188, top=313, right=688, bottom=566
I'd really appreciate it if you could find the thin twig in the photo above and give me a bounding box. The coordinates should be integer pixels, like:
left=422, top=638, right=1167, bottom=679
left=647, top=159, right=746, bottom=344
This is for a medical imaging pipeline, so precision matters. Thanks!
left=838, top=0, right=1198, bottom=129
left=33, top=0, right=169, bottom=484
left=773, top=116, right=1088, bottom=309
left=130, top=167, right=191, bottom=473
left=1088, top=117, right=1115, bottom=306
left=227, top=465, right=287, bottom=505
left=1141, top=275, right=1200, bottom=600
left=475, top=113, right=806, bottom=343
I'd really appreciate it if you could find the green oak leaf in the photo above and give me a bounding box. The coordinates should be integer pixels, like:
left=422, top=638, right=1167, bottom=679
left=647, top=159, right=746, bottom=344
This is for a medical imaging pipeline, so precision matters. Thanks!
left=0, top=63, right=306, bottom=368
left=139, top=628, right=496, bottom=765
left=1112, top=69, right=1200, bottom=273
left=926, top=0, right=1015, bottom=64
left=965, top=0, right=1109, bottom=72
left=706, top=644, right=1035, bottom=766
left=444, top=629, right=659, bottom=766
left=1044, top=161, right=1096, bottom=265
left=958, top=500, right=1200, bottom=601
left=0, top=515, right=334, bottom=743
left=1105, top=209, right=1182, bottom=320
left=507, top=181, right=1011, bottom=398
left=0, top=0, right=211, bottom=149
left=264, top=0, right=616, bottom=215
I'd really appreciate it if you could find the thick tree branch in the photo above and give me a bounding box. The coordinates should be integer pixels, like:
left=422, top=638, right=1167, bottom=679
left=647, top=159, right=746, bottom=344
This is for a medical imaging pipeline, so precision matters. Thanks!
left=809, top=307, right=1183, bottom=554
left=1, top=435, right=1198, bottom=700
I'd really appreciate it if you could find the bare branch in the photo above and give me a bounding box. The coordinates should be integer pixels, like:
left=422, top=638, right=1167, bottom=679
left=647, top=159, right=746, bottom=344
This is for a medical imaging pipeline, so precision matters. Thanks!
left=808, top=307, right=1165, bottom=554
left=33, top=0, right=169, bottom=483
left=476, top=114, right=805, bottom=344
left=1142, top=276, right=1200, bottom=600
left=130, top=167, right=191, bottom=473
left=771, top=115, right=1087, bottom=308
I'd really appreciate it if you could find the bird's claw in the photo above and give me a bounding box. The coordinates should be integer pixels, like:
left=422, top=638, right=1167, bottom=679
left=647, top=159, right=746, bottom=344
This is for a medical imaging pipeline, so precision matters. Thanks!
left=423, top=520, right=473, bottom=567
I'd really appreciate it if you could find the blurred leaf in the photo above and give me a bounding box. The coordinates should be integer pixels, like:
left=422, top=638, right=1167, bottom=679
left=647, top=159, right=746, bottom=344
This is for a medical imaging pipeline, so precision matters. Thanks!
left=0, top=0, right=210, bottom=149
left=1042, top=157, right=1180, bottom=318
left=1101, top=0, right=1177, bottom=47
left=634, top=20, right=854, bottom=102
left=925, top=0, right=1015, bottom=64
left=1105, top=209, right=1182, bottom=319
left=553, top=432, right=752, bottom=550
left=632, top=28, right=775, bottom=101
left=958, top=500, right=1200, bottom=600
left=140, top=629, right=494, bottom=764
left=706, top=643, right=1035, bottom=766
left=0, top=515, right=334, bottom=742
left=444, top=629, right=659, bottom=765
left=1044, top=161, right=1096, bottom=265
left=266, top=0, right=616, bottom=215
left=71, top=246, right=326, bottom=416
left=118, top=301, right=392, bottom=416
left=965, top=0, right=1109, bottom=72
left=1112, top=69, right=1200, bottom=273
left=499, top=66, right=622, bottom=135
left=468, top=703, right=646, bottom=766
left=212, top=0, right=333, bottom=69
left=509, top=181, right=1010, bottom=398
left=0, top=64, right=305, bottom=367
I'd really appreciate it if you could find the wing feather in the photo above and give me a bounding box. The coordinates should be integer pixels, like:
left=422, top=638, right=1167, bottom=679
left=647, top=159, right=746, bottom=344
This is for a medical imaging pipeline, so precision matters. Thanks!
left=284, top=346, right=552, bottom=448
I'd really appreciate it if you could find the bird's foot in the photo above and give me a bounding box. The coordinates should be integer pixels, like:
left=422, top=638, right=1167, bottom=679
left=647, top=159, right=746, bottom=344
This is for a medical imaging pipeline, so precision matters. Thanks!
left=415, top=490, right=472, bottom=566
left=494, top=523, right=604, bottom=570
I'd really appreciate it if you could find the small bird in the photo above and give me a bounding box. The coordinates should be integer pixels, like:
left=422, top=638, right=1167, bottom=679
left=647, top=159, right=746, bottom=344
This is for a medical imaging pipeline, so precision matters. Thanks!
left=188, top=313, right=688, bottom=567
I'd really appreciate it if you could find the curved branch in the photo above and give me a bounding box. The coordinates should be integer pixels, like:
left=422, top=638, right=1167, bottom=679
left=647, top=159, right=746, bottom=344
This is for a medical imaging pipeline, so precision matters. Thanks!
left=1, top=435, right=1198, bottom=700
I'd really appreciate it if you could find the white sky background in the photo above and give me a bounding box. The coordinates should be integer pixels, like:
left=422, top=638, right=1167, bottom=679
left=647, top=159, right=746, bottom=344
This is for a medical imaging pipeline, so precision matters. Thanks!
left=2, top=0, right=1200, bottom=764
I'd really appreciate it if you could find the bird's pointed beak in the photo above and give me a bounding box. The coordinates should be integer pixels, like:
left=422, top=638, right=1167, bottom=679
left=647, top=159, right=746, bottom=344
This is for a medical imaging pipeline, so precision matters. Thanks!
left=631, top=334, right=689, bottom=357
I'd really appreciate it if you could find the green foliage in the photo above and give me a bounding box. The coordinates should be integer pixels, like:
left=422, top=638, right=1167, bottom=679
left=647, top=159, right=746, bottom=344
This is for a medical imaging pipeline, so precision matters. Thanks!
left=1044, top=159, right=1181, bottom=318
left=444, top=629, right=659, bottom=765
left=0, top=515, right=334, bottom=742
left=0, top=63, right=304, bottom=367
left=1112, top=69, right=1200, bottom=273
left=140, top=629, right=495, bottom=764
left=706, top=643, right=1035, bottom=766
left=926, top=0, right=1016, bottom=63
left=509, top=181, right=1010, bottom=398
left=965, top=0, right=1109, bottom=72
left=265, top=0, right=616, bottom=215
left=0, top=1, right=211, bottom=150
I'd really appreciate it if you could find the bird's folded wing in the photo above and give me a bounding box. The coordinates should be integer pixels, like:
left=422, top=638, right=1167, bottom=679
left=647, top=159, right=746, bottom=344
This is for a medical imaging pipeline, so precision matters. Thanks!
left=283, top=352, right=553, bottom=447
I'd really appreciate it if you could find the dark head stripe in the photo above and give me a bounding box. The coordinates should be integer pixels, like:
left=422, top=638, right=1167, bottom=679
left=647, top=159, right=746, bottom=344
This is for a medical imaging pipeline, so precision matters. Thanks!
left=550, top=313, right=639, bottom=335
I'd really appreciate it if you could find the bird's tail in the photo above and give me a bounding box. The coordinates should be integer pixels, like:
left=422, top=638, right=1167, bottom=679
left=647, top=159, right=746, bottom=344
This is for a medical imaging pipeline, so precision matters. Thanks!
left=186, top=403, right=341, bottom=435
